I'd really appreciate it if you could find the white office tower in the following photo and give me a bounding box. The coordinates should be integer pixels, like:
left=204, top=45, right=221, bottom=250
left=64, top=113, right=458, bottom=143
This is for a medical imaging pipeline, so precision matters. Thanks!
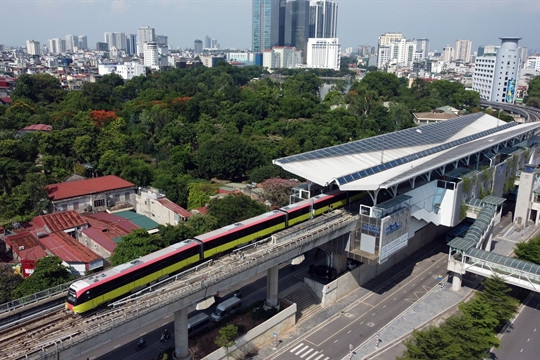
left=473, top=37, right=521, bottom=103
left=143, top=41, right=159, bottom=68
left=309, top=0, right=338, bottom=38
left=26, top=40, right=40, bottom=55
left=454, top=39, right=472, bottom=63
left=48, top=38, right=66, bottom=54
left=137, top=26, right=155, bottom=55
left=78, top=35, right=88, bottom=50
left=306, top=38, right=340, bottom=70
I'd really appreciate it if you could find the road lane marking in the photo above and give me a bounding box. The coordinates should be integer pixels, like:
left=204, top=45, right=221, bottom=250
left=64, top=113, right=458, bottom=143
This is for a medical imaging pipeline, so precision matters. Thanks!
left=305, top=351, right=319, bottom=360
left=291, top=343, right=304, bottom=352
left=296, top=345, right=309, bottom=355
left=301, top=348, right=314, bottom=358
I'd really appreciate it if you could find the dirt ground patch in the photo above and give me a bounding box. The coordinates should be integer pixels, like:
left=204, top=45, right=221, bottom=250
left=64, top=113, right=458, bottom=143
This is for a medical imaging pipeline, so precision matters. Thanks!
left=188, top=310, right=266, bottom=359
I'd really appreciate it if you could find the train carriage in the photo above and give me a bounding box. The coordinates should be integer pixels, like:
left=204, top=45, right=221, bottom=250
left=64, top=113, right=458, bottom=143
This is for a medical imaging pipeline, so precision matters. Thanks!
left=196, top=210, right=287, bottom=258
left=66, top=240, right=201, bottom=314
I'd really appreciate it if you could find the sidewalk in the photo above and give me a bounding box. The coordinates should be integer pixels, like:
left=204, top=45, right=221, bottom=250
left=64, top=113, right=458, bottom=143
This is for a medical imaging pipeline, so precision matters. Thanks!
left=356, top=219, right=537, bottom=360
left=254, top=217, right=537, bottom=360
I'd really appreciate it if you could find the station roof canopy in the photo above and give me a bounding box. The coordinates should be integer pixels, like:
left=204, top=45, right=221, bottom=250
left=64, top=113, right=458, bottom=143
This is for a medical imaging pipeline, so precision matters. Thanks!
left=273, top=113, right=540, bottom=191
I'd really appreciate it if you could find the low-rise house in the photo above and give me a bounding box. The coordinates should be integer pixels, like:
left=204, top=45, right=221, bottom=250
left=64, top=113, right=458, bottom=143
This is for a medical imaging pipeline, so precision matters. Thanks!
left=135, top=187, right=192, bottom=225
left=46, top=175, right=137, bottom=213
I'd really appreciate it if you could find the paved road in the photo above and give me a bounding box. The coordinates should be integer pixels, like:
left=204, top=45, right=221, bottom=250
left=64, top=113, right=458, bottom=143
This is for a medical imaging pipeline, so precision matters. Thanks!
left=258, top=242, right=452, bottom=360
left=490, top=292, right=540, bottom=360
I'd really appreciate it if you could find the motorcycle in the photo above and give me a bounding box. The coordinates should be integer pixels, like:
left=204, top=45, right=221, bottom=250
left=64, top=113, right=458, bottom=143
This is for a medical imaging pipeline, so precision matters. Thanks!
left=136, top=337, right=145, bottom=350
left=160, top=329, right=171, bottom=342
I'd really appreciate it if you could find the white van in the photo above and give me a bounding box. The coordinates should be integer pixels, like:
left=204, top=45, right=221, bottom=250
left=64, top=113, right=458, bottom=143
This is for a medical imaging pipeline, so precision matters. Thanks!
left=187, top=312, right=211, bottom=337
left=210, top=296, right=241, bottom=323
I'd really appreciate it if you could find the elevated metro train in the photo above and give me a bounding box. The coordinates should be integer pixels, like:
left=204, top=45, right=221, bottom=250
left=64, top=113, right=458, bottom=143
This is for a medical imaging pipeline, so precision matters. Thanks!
left=66, top=190, right=364, bottom=314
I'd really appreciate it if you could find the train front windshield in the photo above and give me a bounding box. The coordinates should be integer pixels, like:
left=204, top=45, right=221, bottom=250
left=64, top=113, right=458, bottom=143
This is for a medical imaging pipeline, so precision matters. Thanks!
left=66, top=288, right=77, bottom=305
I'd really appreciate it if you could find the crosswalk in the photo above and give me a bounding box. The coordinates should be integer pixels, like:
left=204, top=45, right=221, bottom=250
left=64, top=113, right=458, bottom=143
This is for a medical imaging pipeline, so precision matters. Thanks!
left=289, top=343, right=329, bottom=360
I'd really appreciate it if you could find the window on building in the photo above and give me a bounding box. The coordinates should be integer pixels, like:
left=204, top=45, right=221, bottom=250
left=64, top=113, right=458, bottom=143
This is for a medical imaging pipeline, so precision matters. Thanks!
left=94, top=199, right=105, bottom=207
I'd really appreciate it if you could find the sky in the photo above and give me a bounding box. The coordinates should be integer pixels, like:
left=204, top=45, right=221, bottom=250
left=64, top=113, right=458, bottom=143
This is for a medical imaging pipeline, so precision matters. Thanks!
left=2, top=0, right=540, bottom=53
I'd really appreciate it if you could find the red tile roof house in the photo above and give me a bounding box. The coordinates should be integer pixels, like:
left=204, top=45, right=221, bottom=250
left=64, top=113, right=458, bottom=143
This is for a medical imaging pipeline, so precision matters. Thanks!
left=4, top=211, right=102, bottom=276
left=46, top=175, right=137, bottom=214
left=79, top=213, right=140, bottom=258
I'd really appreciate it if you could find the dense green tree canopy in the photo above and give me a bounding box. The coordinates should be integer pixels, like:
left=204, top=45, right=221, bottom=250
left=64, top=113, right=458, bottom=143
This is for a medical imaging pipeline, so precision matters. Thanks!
left=515, top=234, right=540, bottom=264
left=12, top=256, right=74, bottom=298
left=207, top=193, right=269, bottom=228
left=0, top=264, right=24, bottom=303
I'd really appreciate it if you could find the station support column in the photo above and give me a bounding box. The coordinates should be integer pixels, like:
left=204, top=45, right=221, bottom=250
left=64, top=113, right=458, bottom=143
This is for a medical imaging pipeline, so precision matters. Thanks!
left=264, top=265, right=280, bottom=310
left=451, top=272, right=462, bottom=291
left=173, top=307, right=190, bottom=360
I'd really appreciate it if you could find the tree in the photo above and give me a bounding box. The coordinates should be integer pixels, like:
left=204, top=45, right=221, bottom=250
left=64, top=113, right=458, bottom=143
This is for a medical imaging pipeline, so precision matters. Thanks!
left=476, top=276, right=519, bottom=330
left=214, top=324, right=238, bottom=359
left=0, top=157, right=21, bottom=194
left=0, top=264, right=24, bottom=303
left=12, top=256, right=74, bottom=299
left=514, top=235, right=540, bottom=264
left=207, top=193, right=269, bottom=228
left=110, top=229, right=162, bottom=265
left=259, top=178, right=299, bottom=208
left=399, top=325, right=461, bottom=360
left=196, top=134, right=264, bottom=181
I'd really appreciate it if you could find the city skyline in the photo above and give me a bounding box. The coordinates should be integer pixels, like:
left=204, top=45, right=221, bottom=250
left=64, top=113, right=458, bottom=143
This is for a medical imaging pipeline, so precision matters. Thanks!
left=2, top=0, right=540, bottom=52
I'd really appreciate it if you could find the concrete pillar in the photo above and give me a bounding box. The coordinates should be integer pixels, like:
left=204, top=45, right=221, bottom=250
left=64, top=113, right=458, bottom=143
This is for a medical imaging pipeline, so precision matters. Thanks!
left=451, top=272, right=462, bottom=292
left=173, top=307, right=190, bottom=360
left=331, top=253, right=347, bottom=274
left=264, top=265, right=279, bottom=310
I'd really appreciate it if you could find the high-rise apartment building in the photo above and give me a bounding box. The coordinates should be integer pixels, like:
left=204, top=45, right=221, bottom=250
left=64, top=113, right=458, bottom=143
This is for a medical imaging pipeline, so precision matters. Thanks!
left=138, top=26, right=155, bottom=55
left=26, top=40, right=40, bottom=55
left=442, top=45, right=453, bottom=62
left=78, top=35, right=88, bottom=50
left=377, top=34, right=417, bottom=69
left=104, top=32, right=127, bottom=51
left=48, top=38, right=66, bottom=54
left=472, top=37, right=521, bottom=103
left=309, top=0, right=338, bottom=39
left=378, top=33, right=403, bottom=46
left=65, top=35, right=78, bottom=52
left=454, top=39, right=472, bottom=63
left=306, top=37, right=340, bottom=70
left=194, top=39, right=203, bottom=54
left=415, top=38, right=429, bottom=59
left=252, top=0, right=285, bottom=52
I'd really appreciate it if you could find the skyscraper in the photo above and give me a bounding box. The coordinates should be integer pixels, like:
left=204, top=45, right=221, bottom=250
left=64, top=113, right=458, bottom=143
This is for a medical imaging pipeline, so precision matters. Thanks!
left=65, top=35, right=77, bottom=52
left=194, top=39, right=203, bottom=54
left=472, top=37, right=521, bottom=103
left=78, top=35, right=88, bottom=50
left=309, top=0, right=338, bottom=39
left=454, top=39, right=472, bottom=63
left=137, top=26, right=155, bottom=55
left=26, top=40, right=40, bottom=55
left=252, top=0, right=285, bottom=52
left=126, top=34, right=137, bottom=56
left=104, top=32, right=127, bottom=51
left=285, top=0, right=310, bottom=58
left=48, top=38, right=66, bottom=54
